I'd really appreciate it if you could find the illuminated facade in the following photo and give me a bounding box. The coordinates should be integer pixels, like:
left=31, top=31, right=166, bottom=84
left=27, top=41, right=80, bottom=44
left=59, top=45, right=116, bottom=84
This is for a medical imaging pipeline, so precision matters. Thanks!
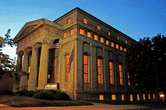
left=13, top=7, right=159, bottom=101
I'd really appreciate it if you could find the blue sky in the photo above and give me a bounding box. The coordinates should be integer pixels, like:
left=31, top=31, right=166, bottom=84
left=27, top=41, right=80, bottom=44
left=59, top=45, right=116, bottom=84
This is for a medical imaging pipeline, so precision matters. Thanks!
left=0, top=0, right=166, bottom=59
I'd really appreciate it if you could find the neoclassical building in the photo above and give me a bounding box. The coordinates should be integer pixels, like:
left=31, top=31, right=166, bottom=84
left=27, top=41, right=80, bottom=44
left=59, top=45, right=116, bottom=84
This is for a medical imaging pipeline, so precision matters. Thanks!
left=13, top=7, right=159, bottom=101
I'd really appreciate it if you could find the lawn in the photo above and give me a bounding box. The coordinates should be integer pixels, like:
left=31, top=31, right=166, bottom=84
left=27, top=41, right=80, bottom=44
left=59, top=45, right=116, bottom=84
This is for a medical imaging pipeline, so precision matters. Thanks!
left=0, top=95, right=93, bottom=107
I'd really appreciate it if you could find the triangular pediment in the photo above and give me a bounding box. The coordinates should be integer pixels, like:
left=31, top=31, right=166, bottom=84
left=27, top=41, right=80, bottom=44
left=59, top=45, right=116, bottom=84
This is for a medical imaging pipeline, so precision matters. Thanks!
left=14, top=19, right=45, bottom=43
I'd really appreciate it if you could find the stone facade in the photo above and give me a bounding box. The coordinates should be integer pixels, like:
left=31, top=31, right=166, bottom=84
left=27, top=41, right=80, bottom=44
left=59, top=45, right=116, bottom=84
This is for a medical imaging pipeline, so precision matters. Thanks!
left=13, top=7, right=159, bottom=101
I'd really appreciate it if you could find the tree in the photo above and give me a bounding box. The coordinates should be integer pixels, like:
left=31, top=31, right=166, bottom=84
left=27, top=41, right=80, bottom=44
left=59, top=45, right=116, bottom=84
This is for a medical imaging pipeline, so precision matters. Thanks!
left=127, top=34, right=166, bottom=91
left=0, top=29, right=16, bottom=79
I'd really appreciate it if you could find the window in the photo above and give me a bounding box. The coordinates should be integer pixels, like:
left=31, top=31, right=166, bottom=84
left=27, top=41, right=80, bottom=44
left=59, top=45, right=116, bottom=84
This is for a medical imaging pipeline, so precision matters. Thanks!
left=100, top=37, right=104, bottom=43
left=109, top=62, right=114, bottom=84
left=116, top=44, right=119, bottom=49
left=137, top=94, right=140, bottom=101
left=122, top=94, right=125, bottom=100
left=65, top=55, right=69, bottom=82
left=119, top=64, right=123, bottom=85
left=70, top=29, right=74, bottom=35
left=125, top=40, right=128, bottom=44
left=124, top=48, right=126, bottom=52
left=80, top=29, right=84, bottom=35
left=94, top=34, right=98, bottom=40
left=66, top=18, right=71, bottom=24
left=106, top=40, right=109, bottom=45
left=112, top=94, right=116, bottom=100
left=148, top=94, right=151, bottom=99
left=111, top=42, right=114, bottom=47
left=143, top=94, right=146, bottom=100
left=54, top=59, right=57, bottom=82
left=130, top=94, right=133, bottom=101
left=117, top=36, right=120, bottom=40
left=97, top=58, right=102, bottom=84
left=87, top=32, right=91, bottom=38
left=108, top=31, right=111, bottom=36
left=99, top=95, right=104, bottom=100
left=120, top=46, right=123, bottom=51
left=84, top=55, right=88, bottom=83
left=153, top=94, right=155, bottom=99
left=64, top=32, right=67, bottom=38
left=84, top=18, right=88, bottom=24
left=128, top=73, right=130, bottom=85
left=97, top=25, right=101, bottom=30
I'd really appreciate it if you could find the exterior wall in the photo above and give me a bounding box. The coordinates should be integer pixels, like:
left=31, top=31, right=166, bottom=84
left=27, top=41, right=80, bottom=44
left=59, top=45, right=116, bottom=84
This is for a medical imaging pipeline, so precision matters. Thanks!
left=13, top=8, right=160, bottom=102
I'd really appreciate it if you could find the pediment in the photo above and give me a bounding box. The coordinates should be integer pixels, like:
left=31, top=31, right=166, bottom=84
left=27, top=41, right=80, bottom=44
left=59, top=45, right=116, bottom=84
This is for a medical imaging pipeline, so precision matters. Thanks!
left=14, top=19, right=45, bottom=43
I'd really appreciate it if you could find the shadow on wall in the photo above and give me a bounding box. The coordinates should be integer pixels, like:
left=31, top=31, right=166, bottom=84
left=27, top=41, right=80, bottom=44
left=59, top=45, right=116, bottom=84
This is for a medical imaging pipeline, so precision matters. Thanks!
left=0, top=74, right=14, bottom=93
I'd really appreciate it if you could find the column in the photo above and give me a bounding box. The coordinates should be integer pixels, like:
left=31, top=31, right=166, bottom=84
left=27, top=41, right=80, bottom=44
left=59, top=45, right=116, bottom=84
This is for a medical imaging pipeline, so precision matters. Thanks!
left=19, top=51, right=29, bottom=91
left=12, top=53, right=23, bottom=92
left=28, top=46, right=38, bottom=91
left=38, top=40, right=49, bottom=89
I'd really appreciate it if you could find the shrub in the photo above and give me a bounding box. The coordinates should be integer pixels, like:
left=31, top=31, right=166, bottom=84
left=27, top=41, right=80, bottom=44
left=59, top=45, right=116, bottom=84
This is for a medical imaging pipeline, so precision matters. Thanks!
left=16, top=90, right=28, bottom=96
left=3, top=90, right=13, bottom=95
left=33, top=90, right=55, bottom=100
left=25, top=91, right=35, bottom=97
left=53, top=91, right=70, bottom=100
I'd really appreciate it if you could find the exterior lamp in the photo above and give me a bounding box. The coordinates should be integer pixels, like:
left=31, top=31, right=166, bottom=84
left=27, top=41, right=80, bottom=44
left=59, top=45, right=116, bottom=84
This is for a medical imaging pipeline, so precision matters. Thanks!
left=159, top=92, right=165, bottom=102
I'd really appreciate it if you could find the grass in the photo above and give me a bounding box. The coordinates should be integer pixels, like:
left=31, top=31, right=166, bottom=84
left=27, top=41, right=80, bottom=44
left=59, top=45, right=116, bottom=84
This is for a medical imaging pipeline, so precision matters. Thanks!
left=0, top=95, right=93, bottom=107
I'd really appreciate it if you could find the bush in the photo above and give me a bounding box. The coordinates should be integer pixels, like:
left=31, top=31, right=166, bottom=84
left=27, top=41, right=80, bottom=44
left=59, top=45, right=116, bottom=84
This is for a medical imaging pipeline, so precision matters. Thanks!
left=33, top=90, right=55, bottom=100
left=25, top=91, right=35, bottom=97
left=3, top=90, right=13, bottom=95
left=33, top=90, right=70, bottom=100
left=16, top=90, right=28, bottom=96
left=54, top=91, right=70, bottom=100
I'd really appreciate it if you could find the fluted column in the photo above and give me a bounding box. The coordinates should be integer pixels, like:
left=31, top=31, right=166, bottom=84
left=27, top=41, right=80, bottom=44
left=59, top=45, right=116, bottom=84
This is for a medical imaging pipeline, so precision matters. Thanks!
left=28, top=46, right=38, bottom=91
left=17, top=54, right=23, bottom=71
left=19, top=51, right=29, bottom=91
left=38, top=40, right=49, bottom=89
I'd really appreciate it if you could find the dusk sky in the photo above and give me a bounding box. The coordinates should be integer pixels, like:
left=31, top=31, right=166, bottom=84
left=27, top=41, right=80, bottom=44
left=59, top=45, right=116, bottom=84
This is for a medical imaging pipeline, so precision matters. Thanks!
left=0, top=0, right=166, bottom=59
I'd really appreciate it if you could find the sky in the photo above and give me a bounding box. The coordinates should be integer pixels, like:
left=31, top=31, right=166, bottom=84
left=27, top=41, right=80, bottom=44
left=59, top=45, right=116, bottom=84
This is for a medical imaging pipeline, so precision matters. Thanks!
left=0, top=0, right=166, bottom=59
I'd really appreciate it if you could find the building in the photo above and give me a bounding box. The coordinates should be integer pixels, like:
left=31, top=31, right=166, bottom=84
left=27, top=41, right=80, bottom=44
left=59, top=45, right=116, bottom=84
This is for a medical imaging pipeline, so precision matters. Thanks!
left=13, top=7, right=159, bottom=101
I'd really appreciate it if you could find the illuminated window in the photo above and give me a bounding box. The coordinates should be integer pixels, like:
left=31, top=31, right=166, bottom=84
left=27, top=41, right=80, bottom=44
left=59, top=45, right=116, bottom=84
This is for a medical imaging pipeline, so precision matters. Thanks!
left=66, top=18, right=71, bottom=24
left=108, top=31, right=111, bottom=36
left=97, top=25, right=101, bottom=30
left=117, top=36, right=120, bottom=40
left=84, top=55, right=88, bottom=83
left=116, top=44, right=119, bottom=49
left=130, top=94, right=133, bottom=101
left=80, top=29, right=84, bottom=35
left=120, top=46, right=123, bottom=51
left=100, top=37, right=104, bottom=43
left=54, top=59, right=57, bottom=83
left=122, top=94, right=125, bottom=100
left=64, top=32, right=67, bottom=38
left=124, top=48, right=126, bottom=52
left=109, top=62, right=114, bottom=84
left=111, top=42, right=114, bottom=47
left=70, top=29, right=74, bottom=35
left=112, top=94, right=116, bottom=100
left=97, top=58, right=102, bottom=84
left=99, top=95, right=104, bottom=100
left=84, top=18, right=88, bottom=24
left=148, top=94, right=151, bottom=99
left=143, top=94, right=146, bottom=100
left=65, top=55, right=69, bottom=82
left=94, top=34, right=98, bottom=40
left=119, top=64, right=123, bottom=85
left=127, top=73, right=130, bottom=86
left=106, top=40, right=109, bottom=45
left=137, top=94, right=140, bottom=101
left=87, top=32, right=91, bottom=38
left=125, top=40, right=128, bottom=44
left=153, top=94, right=155, bottom=99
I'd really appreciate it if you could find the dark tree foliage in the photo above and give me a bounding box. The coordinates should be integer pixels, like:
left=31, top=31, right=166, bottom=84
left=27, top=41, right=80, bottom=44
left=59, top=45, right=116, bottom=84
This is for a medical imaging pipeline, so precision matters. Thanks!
left=127, top=34, right=166, bottom=91
left=0, top=29, right=16, bottom=79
